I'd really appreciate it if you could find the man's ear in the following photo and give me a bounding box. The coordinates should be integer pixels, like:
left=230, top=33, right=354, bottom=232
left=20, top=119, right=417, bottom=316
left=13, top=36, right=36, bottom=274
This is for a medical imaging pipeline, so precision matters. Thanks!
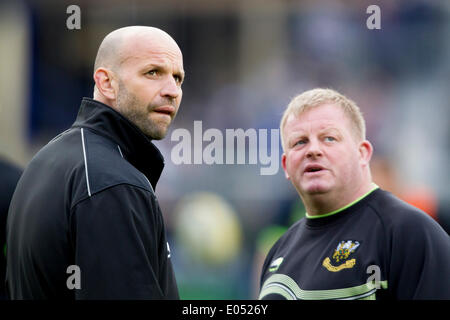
left=281, top=153, right=290, bottom=180
left=93, top=68, right=118, bottom=101
left=359, top=140, right=373, bottom=167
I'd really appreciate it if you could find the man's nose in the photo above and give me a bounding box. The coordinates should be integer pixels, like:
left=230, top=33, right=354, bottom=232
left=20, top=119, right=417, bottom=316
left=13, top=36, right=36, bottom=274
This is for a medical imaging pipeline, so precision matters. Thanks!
left=306, top=139, right=323, bottom=158
left=160, top=76, right=181, bottom=99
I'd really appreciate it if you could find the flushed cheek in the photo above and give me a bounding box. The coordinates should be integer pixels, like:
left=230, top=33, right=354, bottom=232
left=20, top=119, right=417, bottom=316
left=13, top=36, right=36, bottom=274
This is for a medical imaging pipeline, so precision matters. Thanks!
left=341, top=160, right=359, bottom=182
left=134, top=81, right=159, bottom=99
left=285, top=155, right=302, bottom=178
left=328, top=160, right=357, bottom=187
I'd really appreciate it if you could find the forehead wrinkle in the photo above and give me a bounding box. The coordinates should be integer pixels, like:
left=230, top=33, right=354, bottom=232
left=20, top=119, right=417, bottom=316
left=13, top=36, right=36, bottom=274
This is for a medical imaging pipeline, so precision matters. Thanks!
left=320, top=127, right=342, bottom=134
left=283, top=114, right=346, bottom=146
left=295, top=106, right=349, bottom=130
left=120, top=43, right=183, bottom=72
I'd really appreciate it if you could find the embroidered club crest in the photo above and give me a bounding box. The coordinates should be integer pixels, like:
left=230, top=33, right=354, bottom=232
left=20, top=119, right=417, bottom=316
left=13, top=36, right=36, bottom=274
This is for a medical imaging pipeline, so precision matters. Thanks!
left=322, top=240, right=360, bottom=272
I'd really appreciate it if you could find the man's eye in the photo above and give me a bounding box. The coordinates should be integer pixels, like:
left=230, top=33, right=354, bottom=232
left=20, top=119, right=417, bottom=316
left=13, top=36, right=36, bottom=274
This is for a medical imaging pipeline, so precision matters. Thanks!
left=147, top=70, right=158, bottom=76
left=174, top=75, right=183, bottom=84
left=324, top=136, right=336, bottom=142
left=294, top=139, right=306, bottom=147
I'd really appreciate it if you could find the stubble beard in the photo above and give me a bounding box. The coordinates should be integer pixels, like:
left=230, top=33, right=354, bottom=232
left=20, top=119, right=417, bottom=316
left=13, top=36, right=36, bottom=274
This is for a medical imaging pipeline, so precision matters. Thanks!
left=116, top=82, right=170, bottom=140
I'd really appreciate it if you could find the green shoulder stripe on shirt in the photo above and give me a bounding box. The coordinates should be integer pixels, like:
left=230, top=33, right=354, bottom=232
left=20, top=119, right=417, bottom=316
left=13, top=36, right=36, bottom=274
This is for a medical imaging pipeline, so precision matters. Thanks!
left=259, top=273, right=388, bottom=300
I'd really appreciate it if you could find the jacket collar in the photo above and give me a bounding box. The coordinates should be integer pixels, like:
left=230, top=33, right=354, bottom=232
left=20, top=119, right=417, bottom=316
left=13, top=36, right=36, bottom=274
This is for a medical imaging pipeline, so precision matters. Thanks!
left=72, top=97, right=164, bottom=190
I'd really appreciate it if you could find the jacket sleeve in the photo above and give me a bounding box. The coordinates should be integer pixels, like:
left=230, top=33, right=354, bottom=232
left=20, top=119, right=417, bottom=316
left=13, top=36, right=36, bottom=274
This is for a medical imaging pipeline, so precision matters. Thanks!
left=69, top=184, right=167, bottom=299
left=388, top=210, right=450, bottom=299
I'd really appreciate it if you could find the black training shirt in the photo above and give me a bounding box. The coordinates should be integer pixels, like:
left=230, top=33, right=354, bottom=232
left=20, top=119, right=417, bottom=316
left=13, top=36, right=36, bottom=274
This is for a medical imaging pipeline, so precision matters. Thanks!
left=259, top=186, right=450, bottom=300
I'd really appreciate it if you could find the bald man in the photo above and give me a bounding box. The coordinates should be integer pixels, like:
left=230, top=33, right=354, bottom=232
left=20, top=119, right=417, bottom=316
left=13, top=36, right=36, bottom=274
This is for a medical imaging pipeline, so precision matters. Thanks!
left=6, top=26, right=184, bottom=299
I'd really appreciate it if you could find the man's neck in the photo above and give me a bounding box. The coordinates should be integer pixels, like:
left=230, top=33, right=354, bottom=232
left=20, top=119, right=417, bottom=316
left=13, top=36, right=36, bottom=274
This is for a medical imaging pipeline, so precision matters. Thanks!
left=303, top=182, right=377, bottom=217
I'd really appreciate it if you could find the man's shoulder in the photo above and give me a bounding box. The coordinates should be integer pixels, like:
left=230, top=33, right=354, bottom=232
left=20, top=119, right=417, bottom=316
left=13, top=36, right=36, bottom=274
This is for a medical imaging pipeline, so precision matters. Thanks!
left=79, top=127, right=154, bottom=197
left=367, top=188, right=444, bottom=237
left=24, top=127, right=154, bottom=209
left=267, top=218, right=306, bottom=254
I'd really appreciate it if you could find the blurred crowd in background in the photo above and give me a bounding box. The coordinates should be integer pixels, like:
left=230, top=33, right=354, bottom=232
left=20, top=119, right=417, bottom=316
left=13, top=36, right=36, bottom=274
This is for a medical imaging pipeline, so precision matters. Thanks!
left=1, top=0, right=449, bottom=299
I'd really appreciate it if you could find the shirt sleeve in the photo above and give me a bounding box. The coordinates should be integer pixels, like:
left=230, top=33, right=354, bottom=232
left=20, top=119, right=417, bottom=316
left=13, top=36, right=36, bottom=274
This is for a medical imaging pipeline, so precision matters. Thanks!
left=388, top=210, right=450, bottom=299
left=69, top=184, right=166, bottom=299
left=259, top=236, right=287, bottom=300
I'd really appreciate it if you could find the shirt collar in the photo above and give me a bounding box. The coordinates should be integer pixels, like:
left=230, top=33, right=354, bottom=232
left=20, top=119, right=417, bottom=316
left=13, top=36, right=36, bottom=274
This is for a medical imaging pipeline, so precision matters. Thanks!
left=305, top=183, right=380, bottom=228
left=72, top=97, right=165, bottom=190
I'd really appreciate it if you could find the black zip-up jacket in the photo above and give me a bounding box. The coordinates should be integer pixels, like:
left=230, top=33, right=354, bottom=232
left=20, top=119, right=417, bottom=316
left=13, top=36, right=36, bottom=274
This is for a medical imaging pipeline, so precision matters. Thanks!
left=6, top=98, right=179, bottom=299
